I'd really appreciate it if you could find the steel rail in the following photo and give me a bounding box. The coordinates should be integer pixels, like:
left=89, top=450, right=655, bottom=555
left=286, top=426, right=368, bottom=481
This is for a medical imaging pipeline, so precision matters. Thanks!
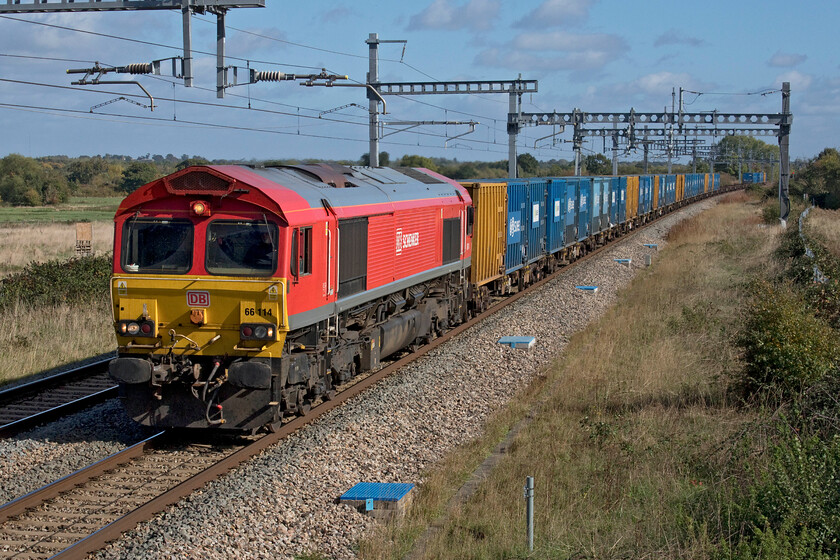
left=0, top=356, right=117, bottom=438
left=0, top=356, right=112, bottom=400
left=0, top=186, right=739, bottom=559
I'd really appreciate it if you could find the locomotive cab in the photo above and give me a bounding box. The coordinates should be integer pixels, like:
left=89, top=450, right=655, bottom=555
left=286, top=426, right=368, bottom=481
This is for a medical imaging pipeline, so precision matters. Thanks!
left=109, top=164, right=473, bottom=432
left=110, top=166, right=295, bottom=431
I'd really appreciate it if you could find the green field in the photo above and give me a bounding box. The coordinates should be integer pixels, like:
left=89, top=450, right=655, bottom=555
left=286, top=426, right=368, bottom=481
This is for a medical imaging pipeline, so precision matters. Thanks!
left=0, top=197, right=123, bottom=223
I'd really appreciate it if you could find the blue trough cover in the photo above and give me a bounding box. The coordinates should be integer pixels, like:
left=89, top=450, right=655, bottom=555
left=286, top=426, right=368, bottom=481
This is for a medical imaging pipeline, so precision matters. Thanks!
left=497, top=336, right=536, bottom=349
left=341, top=482, right=414, bottom=502
left=643, top=243, right=659, bottom=249
left=575, top=285, right=599, bottom=293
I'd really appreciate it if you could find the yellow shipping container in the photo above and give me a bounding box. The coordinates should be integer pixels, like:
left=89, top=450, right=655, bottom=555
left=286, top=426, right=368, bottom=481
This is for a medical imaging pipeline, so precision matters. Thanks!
left=652, top=175, right=660, bottom=210
left=462, top=181, right=507, bottom=288
left=626, top=176, right=639, bottom=220
left=676, top=174, right=685, bottom=202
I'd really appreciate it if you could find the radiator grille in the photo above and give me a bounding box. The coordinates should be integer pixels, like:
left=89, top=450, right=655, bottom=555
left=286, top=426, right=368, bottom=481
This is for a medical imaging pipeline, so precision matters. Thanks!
left=165, top=171, right=232, bottom=195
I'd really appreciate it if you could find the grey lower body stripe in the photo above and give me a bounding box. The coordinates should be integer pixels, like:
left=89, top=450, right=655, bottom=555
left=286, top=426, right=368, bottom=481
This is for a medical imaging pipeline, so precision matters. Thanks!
left=287, top=258, right=470, bottom=331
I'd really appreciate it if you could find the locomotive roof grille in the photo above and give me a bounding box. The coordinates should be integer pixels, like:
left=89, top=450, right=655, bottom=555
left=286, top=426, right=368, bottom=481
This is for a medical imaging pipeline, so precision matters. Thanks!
left=164, top=169, right=234, bottom=196
left=395, top=167, right=444, bottom=184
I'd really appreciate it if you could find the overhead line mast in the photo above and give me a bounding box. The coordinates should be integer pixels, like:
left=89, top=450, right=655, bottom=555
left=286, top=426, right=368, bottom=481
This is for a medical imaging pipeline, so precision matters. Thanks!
left=365, top=33, right=537, bottom=173
left=0, top=0, right=264, bottom=93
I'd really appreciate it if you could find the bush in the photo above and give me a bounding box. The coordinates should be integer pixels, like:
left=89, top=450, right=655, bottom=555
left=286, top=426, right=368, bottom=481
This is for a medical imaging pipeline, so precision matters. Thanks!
left=761, top=202, right=780, bottom=224
left=738, top=280, right=840, bottom=400
left=0, top=255, right=112, bottom=309
left=120, top=161, right=161, bottom=193
left=720, top=428, right=840, bottom=559
left=776, top=224, right=840, bottom=329
left=0, top=154, right=69, bottom=206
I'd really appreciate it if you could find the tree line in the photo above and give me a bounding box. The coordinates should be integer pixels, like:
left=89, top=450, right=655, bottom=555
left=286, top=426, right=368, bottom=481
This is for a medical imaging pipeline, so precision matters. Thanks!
left=1, top=136, right=831, bottom=208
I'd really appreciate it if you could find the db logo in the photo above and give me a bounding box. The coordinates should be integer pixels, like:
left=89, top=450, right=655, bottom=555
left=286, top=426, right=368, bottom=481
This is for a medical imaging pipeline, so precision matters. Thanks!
left=186, top=291, right=210, bottom=307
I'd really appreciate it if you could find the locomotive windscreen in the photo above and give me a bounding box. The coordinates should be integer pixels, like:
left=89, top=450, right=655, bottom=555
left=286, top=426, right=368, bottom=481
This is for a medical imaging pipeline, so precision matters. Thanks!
left=121, top=218, right=193, bottom=273
left=206, top=220, right=278, bottom=276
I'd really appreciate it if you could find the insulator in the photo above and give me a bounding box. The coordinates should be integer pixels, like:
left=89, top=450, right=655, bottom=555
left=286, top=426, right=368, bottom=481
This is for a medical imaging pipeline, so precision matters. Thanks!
left=253, top=71, right=288, bottom=82
left=122, top=63, right=153, bottom=74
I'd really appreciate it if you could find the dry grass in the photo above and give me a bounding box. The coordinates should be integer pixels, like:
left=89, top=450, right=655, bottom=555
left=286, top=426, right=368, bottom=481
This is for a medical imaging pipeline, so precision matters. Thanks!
left=0, top=220, right=115, bottom=384
left=0, top=222, right=113, bottom=277
left=0, top=299, right=115, bottom=386
left=805, top=207, right=840, bottom=258
left=360, top=194, right=780, bottom=559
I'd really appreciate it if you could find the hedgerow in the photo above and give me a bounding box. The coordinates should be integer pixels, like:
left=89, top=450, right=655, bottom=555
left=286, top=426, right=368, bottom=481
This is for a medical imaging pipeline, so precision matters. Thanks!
left=0, top=255, right=111, bottom=309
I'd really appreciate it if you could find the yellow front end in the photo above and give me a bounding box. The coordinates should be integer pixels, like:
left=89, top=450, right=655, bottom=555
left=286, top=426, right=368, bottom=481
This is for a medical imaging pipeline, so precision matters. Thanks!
left=110, top=274, right=290, bottom=431
left=112, top=275, right=288, bottom=357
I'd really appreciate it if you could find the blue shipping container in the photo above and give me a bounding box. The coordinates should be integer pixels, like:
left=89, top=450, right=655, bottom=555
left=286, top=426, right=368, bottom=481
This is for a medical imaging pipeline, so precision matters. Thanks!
left=617, top=176, right=627, bottom=223
left=564, top=178, right=579, bottom=247
left=609, top=177, right=619, bottom=225
left=547, top=178, right=566, bottom=253
left=526, top=178, right=548, bottom=264
left=577, top=178, right=592, bottom=242
left=505, top=181, right=526, bottom=273
left=639, top=176, right=653, bottom=214
left=591, top=177, right=609, bottom=234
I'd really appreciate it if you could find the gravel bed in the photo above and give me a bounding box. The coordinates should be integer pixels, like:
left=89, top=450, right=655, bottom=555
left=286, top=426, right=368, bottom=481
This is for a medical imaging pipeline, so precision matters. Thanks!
left=20, top=201, right=711, bottom=560
left=92, top=202, right=716, bottom=559
left=0, top=400, right=153, bottom=504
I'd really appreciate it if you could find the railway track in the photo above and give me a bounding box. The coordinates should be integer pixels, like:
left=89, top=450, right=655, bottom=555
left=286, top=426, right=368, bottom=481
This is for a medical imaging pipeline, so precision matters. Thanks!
left=0, top=191, right=734, bottom=559
left=0, top=357, right=117, bottom=438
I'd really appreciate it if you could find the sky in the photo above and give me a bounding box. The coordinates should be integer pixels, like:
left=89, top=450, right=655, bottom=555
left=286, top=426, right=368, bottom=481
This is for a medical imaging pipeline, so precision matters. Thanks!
left=0, top=0, right=836, bottom=165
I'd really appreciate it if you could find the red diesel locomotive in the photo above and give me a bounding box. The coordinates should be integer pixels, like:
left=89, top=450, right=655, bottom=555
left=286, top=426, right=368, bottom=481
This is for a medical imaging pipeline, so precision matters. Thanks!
left=109, top=164, right=473, bottom=431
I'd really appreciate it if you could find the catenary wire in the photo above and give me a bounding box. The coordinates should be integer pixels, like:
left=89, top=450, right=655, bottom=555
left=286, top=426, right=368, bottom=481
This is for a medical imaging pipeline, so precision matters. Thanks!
left=0, top=101, right=514, bottom=155
left=0, top=78, right=530, bottom=151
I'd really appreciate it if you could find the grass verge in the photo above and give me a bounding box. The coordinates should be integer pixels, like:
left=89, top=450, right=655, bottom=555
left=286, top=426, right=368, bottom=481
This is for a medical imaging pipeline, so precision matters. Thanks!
left=0, top=255, right=115, bottom=386
left=358, top=192, right=781, bottom=559
left=804, top=206, right=840, bottom=259
left=0, top=221, right=113, bottom=277
left=0, top=299, right=115, bottom=386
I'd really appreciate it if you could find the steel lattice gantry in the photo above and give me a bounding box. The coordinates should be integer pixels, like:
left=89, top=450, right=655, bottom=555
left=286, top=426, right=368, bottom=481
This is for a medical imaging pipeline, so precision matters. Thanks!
left=0, top=1, right=263, bottom=11
left=366, top=33, right=537, bottom=171
left=0, top=0, right=265, bottom=93
left=509, top=83, right=793, bottom=220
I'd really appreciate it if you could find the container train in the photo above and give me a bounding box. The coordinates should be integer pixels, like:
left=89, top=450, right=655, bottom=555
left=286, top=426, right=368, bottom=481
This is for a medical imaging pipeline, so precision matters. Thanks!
left=741, top=172, right=766, bottom=183
left=108, top=165, right=723, bottom=432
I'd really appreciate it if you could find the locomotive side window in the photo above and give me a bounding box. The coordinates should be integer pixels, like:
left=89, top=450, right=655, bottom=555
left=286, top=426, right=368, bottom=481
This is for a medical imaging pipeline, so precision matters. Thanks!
left=121, top=218, right=192, bottom=274
left=206, top=220, right=277, bottom=276
left=289, top=226, right=313, bottom=280
left=299, top=227, right=313, bottom=276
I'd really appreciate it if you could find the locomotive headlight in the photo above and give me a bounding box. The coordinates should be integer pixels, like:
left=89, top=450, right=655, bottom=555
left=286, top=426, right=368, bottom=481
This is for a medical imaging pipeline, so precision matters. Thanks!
left=117, top=320, right=155, bottom=337
left=240, top=323, right=276, bottom=341
left=191, top=200, right=211, bottom=217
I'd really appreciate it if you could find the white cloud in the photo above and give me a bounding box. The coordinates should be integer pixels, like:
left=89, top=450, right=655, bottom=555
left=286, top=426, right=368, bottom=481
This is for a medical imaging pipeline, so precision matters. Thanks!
left=225, top=27, right=287, bottom=58
left=768, top=51, right=807, bottom=68
left=775, top=70, right=813, bottom=92
left=512, top=31, right=624, bottom=52
left=477, top=30, right=626, bottom=72
left=408, top=0, right=500, bottom=31
left=476, top=47, right=617, bottom=71
left=632, top=71, right=695, bottom=95
left=513, top=0, right=594, bottom=29
left=654, top=29, right=705, bottom=47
